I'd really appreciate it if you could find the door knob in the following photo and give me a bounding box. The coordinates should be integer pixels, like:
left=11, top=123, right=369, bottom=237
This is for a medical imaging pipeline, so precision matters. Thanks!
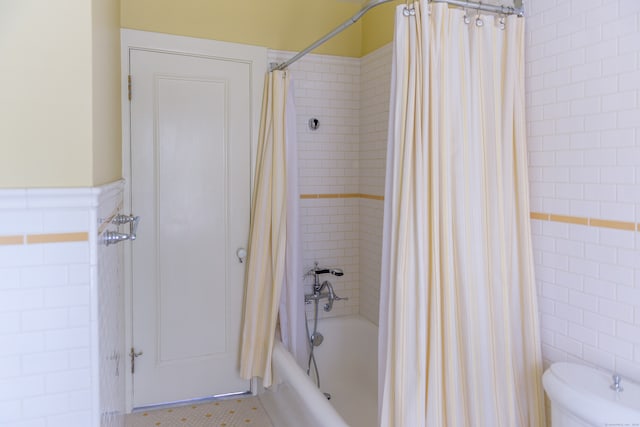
left=236, top=248, right=247, bottom=263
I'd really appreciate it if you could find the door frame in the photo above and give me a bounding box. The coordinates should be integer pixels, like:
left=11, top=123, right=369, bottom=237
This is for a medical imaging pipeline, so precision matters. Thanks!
left=120, top=29, right=266, bottom=412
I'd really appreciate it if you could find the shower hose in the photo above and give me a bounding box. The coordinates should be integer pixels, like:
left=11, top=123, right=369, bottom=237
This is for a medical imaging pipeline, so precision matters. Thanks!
left=305, top=296, right=321, bottom=388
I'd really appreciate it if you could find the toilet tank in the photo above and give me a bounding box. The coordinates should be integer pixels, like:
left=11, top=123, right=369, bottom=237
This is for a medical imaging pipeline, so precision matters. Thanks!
left=542, top=362, right=640, bottom=427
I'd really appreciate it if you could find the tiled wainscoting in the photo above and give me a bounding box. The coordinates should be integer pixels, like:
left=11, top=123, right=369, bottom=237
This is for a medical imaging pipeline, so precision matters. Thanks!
left=0, top=182, right=125, bottom=427
left=531, top=212, right=640, bottom=381
left=526, top=0, right=640, bottom=381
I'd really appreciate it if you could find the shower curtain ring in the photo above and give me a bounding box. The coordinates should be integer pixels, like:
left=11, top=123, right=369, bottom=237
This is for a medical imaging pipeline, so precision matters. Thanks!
left=463, top=7, right=471, bottom=24
left=475, top=3, right=484, bottom=27
left=402, top=0, right=416, bottom=16
left=498, top=13, right=506, bottom=30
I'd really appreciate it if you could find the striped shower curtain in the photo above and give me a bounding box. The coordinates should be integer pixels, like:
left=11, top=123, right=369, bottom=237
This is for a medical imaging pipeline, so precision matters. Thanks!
left=240, top=70, right=306, bottom=387
left=379, top=2, right=546, bottom=426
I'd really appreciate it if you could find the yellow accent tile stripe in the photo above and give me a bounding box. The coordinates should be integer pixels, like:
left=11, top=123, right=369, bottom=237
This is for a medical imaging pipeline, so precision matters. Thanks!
left=359, top=194, right=385, bottom=201
left=26, top=232, right=89, bottom=244
left=0, top=210, right=636, bottom=247
left=530, top=212, right=549, bottom=221
left=550, top=214, right=589, bottom=226
left=300, top=193, right=384, bottom=200
left=531, top=212, right=638, bottom=232
left=589, top=218, right=636, bottom=231
left=0, top=235, right=24, bottom=245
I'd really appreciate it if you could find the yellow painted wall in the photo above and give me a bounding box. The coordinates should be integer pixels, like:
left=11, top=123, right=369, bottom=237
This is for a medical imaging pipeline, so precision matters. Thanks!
left=361, top=1, right=397, bottom=56
left=0, top=0, right=121, bottom=188
left=0, top=0, right=394, bottom=188
left=121, top=0, right=364, bottom=58
left=92, top=0, right=123, bottom=186
left=0, top=1, right=93, bottom=188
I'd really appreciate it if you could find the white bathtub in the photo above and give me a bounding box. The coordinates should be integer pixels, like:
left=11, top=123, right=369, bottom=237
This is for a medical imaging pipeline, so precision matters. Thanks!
left=259, top=315, right=378, bottom=427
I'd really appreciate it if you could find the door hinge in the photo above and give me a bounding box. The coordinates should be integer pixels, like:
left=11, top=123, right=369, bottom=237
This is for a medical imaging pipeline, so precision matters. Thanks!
left=128, top=75, right=132, bottom=101
left=130, top=347, right=143, bottom=374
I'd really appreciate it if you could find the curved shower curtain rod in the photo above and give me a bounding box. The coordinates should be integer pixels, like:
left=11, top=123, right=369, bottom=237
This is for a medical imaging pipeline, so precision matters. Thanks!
left=271, top=0, right=525, bottom=72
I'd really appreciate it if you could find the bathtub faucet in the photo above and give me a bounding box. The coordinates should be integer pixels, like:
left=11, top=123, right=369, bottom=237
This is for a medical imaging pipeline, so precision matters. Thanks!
left=304, top=263, right=348, bottom=312
left=305, top=280, right=348, bottom=312
left=305, top=262, right=344, bottom=293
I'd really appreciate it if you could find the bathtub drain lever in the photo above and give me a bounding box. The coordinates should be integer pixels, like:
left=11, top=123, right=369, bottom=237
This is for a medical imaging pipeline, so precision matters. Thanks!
left=610, top=374, right=623, bottom=392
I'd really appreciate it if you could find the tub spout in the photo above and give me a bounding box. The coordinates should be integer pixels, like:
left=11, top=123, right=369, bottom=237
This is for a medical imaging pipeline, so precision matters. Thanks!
left=322, top=282, right=348, bottom=312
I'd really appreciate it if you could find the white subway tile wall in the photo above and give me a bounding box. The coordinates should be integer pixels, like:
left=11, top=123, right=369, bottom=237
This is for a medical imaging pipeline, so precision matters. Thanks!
left=527, top=0, right=640, bottom=381
left=0, top=183, right=125, bottom=427
left=97, top=185, right=126, bottom=427
left=359, top=198, right=384, bottom=324
left=269, top=51, right=362, bottom=318
left=359, top=44, right=392, bottom=325
left=300, top=197, right=360, bottom=318
left=268, top=47, right=392, bottom=321
left=269, top=51, right=361, bottom=196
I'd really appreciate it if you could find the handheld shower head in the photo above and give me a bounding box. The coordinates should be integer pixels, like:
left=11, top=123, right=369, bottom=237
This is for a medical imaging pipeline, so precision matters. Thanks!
left=329, top=268, right=344, bottom=277
left=312, top=266, right=344, bottom=276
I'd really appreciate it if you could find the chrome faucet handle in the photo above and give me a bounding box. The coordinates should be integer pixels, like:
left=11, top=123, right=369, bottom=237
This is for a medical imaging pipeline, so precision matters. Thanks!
left=611, top=374, right=623, bottom=392
left=318, top=280, right=330, bottom=293
left=304, top=262, right=320, bottom=278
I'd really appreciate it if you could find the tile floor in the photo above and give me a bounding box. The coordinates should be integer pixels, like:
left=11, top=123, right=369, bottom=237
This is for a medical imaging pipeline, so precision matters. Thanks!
left=125, top=396, right=274, bottom=427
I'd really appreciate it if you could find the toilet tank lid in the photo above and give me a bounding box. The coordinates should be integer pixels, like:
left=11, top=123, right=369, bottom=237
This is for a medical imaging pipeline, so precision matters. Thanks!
left=547, top=362, right=640, bottom=415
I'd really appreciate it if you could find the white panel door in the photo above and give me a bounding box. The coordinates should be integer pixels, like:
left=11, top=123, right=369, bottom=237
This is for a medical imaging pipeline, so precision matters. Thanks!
left=129, top=48, right=251, bottom=407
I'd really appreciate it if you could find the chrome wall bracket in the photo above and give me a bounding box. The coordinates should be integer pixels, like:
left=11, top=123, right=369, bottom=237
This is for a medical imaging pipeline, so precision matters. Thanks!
left=104, top=214, right=140, bottom=246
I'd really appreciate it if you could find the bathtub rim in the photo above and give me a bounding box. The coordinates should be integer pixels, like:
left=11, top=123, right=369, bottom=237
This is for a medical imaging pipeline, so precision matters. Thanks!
left=265, top=340, right=350, bottom=427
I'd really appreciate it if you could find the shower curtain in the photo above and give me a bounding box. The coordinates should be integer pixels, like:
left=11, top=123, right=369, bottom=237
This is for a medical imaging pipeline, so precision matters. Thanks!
left=279, top=77, right=308, bottom=370
left=379, top=2, right=545, bottom=426
left=240, top=70, right=305, bottom=387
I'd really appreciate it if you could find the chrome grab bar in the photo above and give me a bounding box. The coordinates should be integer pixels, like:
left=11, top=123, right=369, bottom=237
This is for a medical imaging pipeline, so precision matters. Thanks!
left=104, top=214, right=140, bottom=246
